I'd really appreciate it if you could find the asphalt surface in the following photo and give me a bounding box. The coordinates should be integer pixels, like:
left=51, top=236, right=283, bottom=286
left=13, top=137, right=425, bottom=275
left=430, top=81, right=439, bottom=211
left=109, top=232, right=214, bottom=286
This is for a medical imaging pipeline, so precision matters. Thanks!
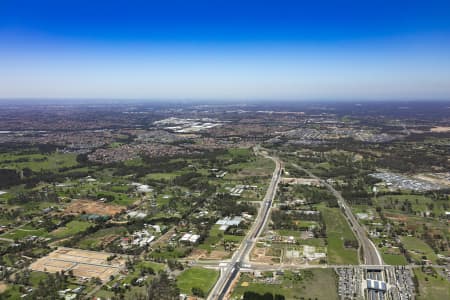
left=207, top=150, right=282, bottom=300
left=291, top=163, right=384, bottom=266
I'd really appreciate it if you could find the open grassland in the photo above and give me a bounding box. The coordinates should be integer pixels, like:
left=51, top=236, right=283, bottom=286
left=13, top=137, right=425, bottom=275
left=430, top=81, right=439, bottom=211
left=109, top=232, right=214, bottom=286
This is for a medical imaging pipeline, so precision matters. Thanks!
left=401, top=236, right=438, bottom=263
left=414, top=268, right=450, bottom=300
left=50, top=220, right=93, bottom=239
left=320, top=206, right=359, bottom=265
left=120, top=261, right=165, bottom=285
left=1, top=224, right=49, bottom=240
left=227, top=157, right=274, bottom=179
left=198, top=224, right=223, bottom=251
left=372, top=194, right=447, bottom=216
left=232, top=268, right=339, bottom=300
left=75, top=226, right=127, bottom=250
left=198, top=224, right=244, bottom=253
left=274, top=230, right=326, bottom=248
left=0, top=152, right=78, bottom=172
left=381, top=252, right=408, bottom=265
left=177, top=267, right=219, bottom=296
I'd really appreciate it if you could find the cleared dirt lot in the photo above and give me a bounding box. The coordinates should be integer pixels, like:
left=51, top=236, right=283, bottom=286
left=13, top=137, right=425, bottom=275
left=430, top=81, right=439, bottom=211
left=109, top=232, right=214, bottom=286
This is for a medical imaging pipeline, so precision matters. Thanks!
left=281, top=177, right=321, bottom=186
left=64, top=199, right=125, bottom=216
left=251, top=247, right=279, bottom=264
left=430, top=126, right=450, bottom=133
left=187, top=248, right=229, bottom=260
left=0, top=282, right=7, bottom=293
left=29, top=247, right=126, bottom=282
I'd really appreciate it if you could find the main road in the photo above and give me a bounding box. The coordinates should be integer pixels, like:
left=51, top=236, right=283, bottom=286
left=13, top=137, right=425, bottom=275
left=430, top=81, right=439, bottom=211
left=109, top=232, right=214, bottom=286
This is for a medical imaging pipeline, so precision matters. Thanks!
left=207, top=148, right=282, bottom=300
left=291, top=163, right=383, bottom=266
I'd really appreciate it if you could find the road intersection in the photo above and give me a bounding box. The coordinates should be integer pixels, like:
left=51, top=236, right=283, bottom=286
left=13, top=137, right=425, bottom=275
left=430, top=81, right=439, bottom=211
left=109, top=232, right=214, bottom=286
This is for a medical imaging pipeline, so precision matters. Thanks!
left=207, top=152, right=388, bottom=300
left=207, top=149, right=282, bottom=300
left=291, top=163, right=384, bottom=266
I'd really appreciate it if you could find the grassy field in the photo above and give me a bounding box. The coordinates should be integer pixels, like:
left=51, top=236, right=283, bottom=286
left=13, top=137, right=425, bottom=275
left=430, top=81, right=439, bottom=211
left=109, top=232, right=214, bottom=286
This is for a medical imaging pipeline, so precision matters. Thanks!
left=320, top=206, right=359, bottom=265
left=76, top=226, right=127, bottom=250
left=372, top=194, right=445, bottom=216
left=274, top=230, right=326, bottom=248
left=198, top=224, right=244, bottom=252
left=50, top=220, right=93, bottom=239
left=1, top=225, right=49, bottom=240
left=381, top=252, right=408, bottom=265
left=93, top=261, right=165, bottom=299
left=145, top=172, right=184, bottom=180
left=401, top=236, right=438, bottom=263
left=177, top=267, right=219, bottom=296
left=232, top=268, right=339, bottom=299
left=121, top=261, right=165, bottom=284
left=0, top=152, right=78, bottom=172
left=0, top=285, right=21, bottom=300
left=226, top=156, right=274, bottom=179
left=198, top=225, right=224, bottom=251
left=414, top=268, right=450, bottom=300
left=29, top=271, right=49, bottom=286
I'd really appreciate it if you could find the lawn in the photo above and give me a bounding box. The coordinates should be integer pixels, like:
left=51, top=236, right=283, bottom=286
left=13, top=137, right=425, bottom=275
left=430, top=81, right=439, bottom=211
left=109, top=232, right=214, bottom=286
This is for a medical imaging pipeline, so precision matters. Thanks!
left=177, top=267, right=219, bottom=296
left=414, top=268, right=450, bottom=300
left=320, top=206, right=359, bottom=265
left=401, top=236, right=438, bottom=263
left=50, top=220, right=93, bottom=239
left=232, top=268, right=339, bottom=300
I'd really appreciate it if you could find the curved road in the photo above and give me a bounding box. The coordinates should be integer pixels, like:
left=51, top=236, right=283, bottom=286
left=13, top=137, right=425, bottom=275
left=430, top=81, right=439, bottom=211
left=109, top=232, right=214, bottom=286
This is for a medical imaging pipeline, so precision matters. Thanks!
left=291, top=163, right=383, bottom=266
left=207, top=149, right=282, bottom=300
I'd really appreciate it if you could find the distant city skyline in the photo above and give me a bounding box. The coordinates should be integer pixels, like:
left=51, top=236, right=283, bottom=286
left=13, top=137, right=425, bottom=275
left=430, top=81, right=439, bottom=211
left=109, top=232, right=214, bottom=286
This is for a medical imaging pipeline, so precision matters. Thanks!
left=1, top=0, right=450, bottom=100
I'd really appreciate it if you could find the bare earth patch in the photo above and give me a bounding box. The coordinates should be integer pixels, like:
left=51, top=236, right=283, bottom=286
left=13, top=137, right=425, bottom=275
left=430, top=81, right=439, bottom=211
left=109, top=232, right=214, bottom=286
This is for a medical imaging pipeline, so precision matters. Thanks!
left=251, top=247, right=279, bottom=264
left=187, top=249, right=229, bottom=260
left=385, top=213, right=408, bottom=222
left=0, top=282, right=7, bottom=293
left=64, top=199, right=126, bottom=216
left=29, top=247, right=126, bottom=282
left=430, top=126, right=450, bottom=133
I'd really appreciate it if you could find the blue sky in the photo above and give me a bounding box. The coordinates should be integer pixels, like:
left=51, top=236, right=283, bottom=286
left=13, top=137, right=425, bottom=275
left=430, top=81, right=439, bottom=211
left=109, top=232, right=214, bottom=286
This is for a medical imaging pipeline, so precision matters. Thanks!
left=1, top=0, right=450, bottom=100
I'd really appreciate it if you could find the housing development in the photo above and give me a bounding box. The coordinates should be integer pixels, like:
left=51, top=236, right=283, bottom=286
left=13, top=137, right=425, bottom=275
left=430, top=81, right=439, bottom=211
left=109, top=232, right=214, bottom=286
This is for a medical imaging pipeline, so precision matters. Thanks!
left=0, top=101, right=449, bottom=300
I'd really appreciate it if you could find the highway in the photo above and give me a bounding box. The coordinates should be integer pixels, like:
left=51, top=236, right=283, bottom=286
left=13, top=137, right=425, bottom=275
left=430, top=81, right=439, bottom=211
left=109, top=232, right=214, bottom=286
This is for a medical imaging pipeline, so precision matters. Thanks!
left=207, top=149, right=282, bottom=300
left=291, top=163, right=384, bottom=266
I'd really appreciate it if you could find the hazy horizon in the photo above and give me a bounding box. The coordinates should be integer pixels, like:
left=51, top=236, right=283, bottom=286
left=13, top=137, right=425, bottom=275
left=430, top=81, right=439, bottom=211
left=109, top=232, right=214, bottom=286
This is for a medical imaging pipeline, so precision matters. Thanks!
left=1, top=0, right=450, bottom=100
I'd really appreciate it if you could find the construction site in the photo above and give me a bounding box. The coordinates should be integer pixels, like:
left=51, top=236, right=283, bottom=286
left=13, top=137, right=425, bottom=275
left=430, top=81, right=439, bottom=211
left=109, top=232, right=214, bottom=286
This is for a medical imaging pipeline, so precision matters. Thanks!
left=29, top=247, right=126, bottom=282
left=63, top=199, right=126, bottom=216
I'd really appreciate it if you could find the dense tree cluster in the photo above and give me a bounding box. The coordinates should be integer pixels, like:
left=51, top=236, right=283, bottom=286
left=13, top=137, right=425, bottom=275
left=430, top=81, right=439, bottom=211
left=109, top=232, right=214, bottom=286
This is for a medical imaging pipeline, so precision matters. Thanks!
left=146, top=271, right=179, bottom=300
left=0, top=169, right=21, bottom=189
left=211, top=194, right=257, bottom=217
left=24, top=272, right=69, bottom=300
